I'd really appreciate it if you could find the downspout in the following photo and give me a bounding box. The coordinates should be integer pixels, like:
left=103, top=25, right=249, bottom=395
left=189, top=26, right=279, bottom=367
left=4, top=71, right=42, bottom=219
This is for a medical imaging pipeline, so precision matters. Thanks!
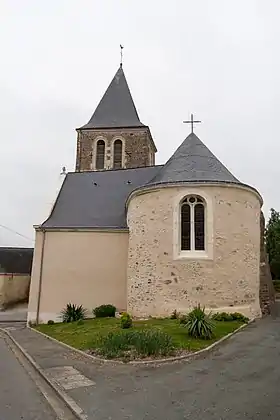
left=36, top=228, right=46, bottom=325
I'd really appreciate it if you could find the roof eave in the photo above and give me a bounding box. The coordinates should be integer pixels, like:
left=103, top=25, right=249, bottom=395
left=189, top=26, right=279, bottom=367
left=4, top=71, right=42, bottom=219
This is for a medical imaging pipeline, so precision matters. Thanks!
left=76, top=125, right=157, bottom=152
left=125, top=180, right=263, bottom=208
left=37, top=226, right=129, bottom=232
left=76, top=124, right=146, bottom=131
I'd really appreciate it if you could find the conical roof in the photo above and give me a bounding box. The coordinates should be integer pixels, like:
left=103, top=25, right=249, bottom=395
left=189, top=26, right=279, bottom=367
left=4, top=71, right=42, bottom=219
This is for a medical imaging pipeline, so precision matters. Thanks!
left=80, top=65, right=144, bottom=129
left=148, top=132, right=240, bottom=185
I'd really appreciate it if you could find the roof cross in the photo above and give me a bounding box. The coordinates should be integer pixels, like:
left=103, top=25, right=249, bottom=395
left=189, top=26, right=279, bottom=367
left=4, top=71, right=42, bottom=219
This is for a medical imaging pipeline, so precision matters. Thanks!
left=183, top=114, right=202, bottom=133
left=120, top=44, right=124, bottom=66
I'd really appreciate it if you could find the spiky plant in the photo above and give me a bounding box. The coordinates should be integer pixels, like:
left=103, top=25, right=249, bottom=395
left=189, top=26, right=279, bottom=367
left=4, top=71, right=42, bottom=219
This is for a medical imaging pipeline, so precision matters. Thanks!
left=61, top=303, right=87, bottom=323
left=184, top=305, right=214, bottom=339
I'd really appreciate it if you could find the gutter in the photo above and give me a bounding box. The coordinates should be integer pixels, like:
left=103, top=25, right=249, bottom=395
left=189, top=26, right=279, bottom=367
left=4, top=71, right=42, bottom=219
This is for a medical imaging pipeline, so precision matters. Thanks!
left=35, top=228, right=46, bottom=325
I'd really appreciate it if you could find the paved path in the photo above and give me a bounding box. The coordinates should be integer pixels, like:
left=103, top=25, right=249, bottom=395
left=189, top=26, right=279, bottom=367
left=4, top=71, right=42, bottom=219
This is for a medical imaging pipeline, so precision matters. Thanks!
left=5, top=307, right=280, bottom=420
left=0, top=333, right=56, bottom=420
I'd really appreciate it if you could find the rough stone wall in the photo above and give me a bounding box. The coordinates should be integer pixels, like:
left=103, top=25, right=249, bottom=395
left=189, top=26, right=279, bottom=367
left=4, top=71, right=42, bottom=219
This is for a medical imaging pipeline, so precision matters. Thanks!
left=259, top=212, right=275, bottom=315
left=76, top=128, right=155, bottom=171
left=127, top=185, right=262, bottom=319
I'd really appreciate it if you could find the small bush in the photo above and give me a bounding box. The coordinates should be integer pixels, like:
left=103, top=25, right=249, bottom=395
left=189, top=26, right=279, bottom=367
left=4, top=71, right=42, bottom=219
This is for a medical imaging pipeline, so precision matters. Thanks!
left=273, top=280, right=280, bottom=293
left=47, top=320, right=55, bottom=325
left=212, top=312, right=249, bottom=323
left=120, top=312, right=132, bottom=329
left=230, top=312, right=249, bottom=323
left=96, top=329, right=174, bottom=360
left=61, top=303, right=87, bottom=323
left=184, top=305, right=214, bottom=340
left=212, top=312, right=234, bottom=322
left=93, top=304, right=116, bottom=318
left=77, top=319, right=84, bottom=326
left=170, top=309, right=179, bottom=320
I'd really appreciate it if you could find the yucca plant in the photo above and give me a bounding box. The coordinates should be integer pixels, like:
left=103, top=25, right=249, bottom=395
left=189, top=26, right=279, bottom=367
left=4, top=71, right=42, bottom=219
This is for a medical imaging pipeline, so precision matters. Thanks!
left=184, top=305, right=214, bottom=340
left=61, top=303, right=87, bottom=323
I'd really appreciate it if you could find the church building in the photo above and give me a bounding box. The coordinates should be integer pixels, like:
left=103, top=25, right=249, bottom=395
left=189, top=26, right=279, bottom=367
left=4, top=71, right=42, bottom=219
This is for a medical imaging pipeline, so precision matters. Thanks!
left=28, top=64, right=264, bottom=324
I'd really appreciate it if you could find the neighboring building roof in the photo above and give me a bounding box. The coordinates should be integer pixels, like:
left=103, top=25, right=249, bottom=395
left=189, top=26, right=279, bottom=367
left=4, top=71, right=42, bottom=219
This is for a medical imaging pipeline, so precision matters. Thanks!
left=0, top=247, right=33, bottom=274
left=147, top=132, right=240, bottom=186
left=42, top=166, right=162, bottom=229
left=80, top=65, right=144, bottom=129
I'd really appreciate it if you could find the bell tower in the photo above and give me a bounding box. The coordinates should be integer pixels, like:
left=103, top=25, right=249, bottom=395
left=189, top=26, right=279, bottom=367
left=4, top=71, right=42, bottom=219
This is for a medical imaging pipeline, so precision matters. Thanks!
left=76, top=65, right=156, bottom=172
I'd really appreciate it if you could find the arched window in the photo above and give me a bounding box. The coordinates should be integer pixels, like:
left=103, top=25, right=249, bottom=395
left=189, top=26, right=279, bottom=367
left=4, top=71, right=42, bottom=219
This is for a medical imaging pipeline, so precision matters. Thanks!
left=113, top=139, right=123, bottom=169
left=96, top=140, right=105, bottom=170
left=181, top=196, right=205, bottom=251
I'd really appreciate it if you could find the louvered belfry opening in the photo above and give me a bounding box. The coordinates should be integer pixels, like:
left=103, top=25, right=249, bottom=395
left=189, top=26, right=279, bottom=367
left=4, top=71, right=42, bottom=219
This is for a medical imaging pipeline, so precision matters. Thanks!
left=96, top=140, right=105, bottom=170
left=181, top=196, right=205, bottom=251
left=113, top=139, right=123, bottom=169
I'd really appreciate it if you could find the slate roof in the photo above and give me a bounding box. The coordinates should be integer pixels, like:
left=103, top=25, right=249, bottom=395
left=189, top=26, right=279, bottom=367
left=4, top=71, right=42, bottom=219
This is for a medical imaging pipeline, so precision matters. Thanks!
left=80, top=66, right=144, bottom=129
left=42, top=133, right=251, bottom=230
left=42, top=166, right=162, bottom=229
left=147, top=132, right=240, bottom=186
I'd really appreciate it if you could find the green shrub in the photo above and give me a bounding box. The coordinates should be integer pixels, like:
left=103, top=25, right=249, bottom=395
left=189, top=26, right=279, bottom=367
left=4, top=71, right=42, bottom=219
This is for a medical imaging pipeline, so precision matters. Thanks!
left=212, top=312, right=234, bottom=322
left=77, top=319, right=84, bottom=326
left=47, top=320, right=55, bottom=325
left=212, top=312, right=249, bottom=323
left=184, top=305, right=214, bottom=340
left=170, top=309, right=179, bottom=320
left=61, top=303, right=87, bottom=323
left=93, top=304, right=116, bottom=318
left=230, top=312, right=249, bottom=323
left=96, top=329, right=174, bottom=359
left=120, top=312, right=132, bottom=329
left=273, top=280, right=280, bottom=293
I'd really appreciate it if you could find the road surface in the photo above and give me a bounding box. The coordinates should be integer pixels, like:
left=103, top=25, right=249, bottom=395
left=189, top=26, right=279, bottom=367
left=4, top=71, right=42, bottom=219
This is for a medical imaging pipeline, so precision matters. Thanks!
left=0, top=333, right=57, bottom=420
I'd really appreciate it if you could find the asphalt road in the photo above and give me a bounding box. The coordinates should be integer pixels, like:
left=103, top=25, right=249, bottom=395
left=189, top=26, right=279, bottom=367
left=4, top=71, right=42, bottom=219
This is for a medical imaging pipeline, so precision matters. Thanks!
left=0, top=335, right=56, bottom=420
left=67, top=313, right=280, bottom=419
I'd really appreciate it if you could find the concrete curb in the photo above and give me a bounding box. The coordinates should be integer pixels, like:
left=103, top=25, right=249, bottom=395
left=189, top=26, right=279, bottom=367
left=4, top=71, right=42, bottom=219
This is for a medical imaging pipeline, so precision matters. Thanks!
left=29, top=319, right=255, bottom=366
left=0, top=327, right=88, bottom=420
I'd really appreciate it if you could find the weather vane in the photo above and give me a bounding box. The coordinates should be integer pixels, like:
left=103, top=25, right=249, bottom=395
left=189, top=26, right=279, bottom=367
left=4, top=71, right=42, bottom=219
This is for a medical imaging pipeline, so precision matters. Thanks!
left=183, top=114, right=202, bottom=133
left=120, top=44, right=124, bottom=66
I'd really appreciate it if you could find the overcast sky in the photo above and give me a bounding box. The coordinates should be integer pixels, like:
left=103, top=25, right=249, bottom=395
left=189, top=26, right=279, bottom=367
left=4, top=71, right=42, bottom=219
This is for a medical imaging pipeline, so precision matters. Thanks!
left=0, top=0, right=279, bottom=247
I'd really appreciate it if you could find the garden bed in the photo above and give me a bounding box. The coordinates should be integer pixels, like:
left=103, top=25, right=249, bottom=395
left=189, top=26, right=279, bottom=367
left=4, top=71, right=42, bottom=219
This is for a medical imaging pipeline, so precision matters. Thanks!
left=36, top=317, right=244, bottom=361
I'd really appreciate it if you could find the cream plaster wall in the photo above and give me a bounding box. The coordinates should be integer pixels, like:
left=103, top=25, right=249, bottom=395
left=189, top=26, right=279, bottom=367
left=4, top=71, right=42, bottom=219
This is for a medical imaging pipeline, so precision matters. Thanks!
left=127, top=184, right=262, bottom=319
left=0, top=274, right=30, bottom=309
left=28, top=230, right=128, bottom=323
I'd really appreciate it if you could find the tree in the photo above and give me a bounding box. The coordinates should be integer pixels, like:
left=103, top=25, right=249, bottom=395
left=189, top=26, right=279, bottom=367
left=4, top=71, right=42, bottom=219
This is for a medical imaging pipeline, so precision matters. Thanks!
left=265, top=208, right=280, bottom=279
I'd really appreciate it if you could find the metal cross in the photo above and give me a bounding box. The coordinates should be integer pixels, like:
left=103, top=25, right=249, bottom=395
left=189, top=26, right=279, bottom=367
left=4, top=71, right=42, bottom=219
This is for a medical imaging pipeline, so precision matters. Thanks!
left=183, top=114, right=202, bottom=133
left=120, top=44, right=124, bottom=66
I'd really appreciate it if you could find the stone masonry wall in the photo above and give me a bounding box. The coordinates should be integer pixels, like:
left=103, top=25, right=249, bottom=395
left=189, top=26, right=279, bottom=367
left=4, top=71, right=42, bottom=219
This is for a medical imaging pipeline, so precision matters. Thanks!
left=259, top=212, right=275, bottom=315
left=127, top=185, right=262, bottom=319
left=76, top=128, right=155, bottom=171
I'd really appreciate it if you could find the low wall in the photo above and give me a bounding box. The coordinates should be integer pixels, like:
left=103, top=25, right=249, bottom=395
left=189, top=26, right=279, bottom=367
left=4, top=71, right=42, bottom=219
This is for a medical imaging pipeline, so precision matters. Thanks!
left=0, top=274, right=30, bottom=310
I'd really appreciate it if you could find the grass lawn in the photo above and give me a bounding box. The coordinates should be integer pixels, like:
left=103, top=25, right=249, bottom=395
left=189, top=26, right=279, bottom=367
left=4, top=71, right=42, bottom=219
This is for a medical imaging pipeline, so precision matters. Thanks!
left=36, top=317, right=243, bottom=353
